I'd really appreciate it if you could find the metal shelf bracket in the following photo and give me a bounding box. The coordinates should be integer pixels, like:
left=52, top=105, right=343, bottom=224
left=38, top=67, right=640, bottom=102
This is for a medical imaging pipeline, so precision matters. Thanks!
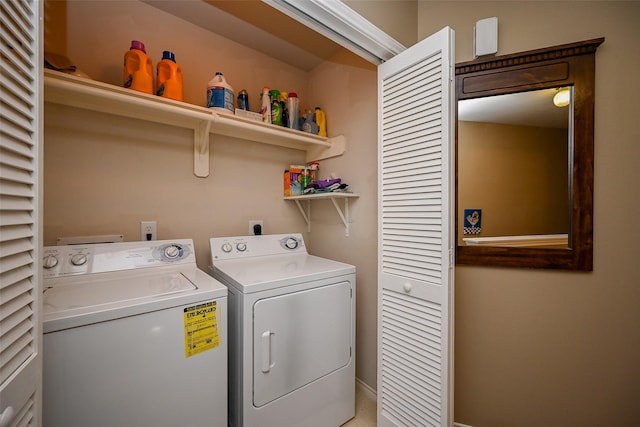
left=286, top=194, right=358, bottom=237
left=331, top=197, right=351, bottom=237
left=292, top=199, right=312, bottom=232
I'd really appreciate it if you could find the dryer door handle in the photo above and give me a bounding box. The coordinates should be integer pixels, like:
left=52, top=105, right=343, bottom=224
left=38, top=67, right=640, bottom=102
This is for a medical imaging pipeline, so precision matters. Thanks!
left=261, top=331, right=274, bottom=373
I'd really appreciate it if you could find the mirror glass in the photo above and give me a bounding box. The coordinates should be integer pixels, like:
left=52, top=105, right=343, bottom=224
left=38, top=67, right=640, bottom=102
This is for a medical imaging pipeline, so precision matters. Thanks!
left=457, top=87, right=571, bottom=249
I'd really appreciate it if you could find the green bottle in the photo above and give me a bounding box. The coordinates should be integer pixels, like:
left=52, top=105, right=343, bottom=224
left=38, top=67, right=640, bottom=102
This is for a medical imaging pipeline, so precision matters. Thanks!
left=270, top=89, right=284, bottom=126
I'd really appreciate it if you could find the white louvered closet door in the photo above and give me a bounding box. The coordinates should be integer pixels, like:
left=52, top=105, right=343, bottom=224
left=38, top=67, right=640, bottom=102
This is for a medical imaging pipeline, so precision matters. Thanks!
left=0, top=1, right=42, bottom=426
left=377, top=27, right=455, bottom=427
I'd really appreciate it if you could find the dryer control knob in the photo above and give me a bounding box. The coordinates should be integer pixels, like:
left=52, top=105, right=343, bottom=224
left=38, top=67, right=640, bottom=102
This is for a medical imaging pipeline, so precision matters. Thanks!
left=285, top=238, right=298, bottom=249
left=70, top=253, right=88, bottom=266
left=236, top=242, right=247, bottom=252
left=43, top=255, right=58, bottom=269
left=221, top=243, right=233, bottom=253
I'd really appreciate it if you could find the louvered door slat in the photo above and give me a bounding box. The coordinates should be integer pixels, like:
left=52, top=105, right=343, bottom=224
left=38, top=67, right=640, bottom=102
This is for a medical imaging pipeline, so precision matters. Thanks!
left=10, top=394, right=35, bottom=427
left=0, top=226, right=32, bottom=248
left=0, top=179, right=33, bottom=197
left=0, top=67, right=34, bottom=107
left=0, top=129, right=34, bottom=155
left=378, top=27, right=454, bottom=427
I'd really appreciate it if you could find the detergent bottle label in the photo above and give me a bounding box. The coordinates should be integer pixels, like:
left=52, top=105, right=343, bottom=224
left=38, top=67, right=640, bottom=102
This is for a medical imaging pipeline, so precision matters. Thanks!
left=223, top=88, right=234, bottom=111
left=207, top=87, right=234, bottom=112
left=207, top=86, right=224, bottom=108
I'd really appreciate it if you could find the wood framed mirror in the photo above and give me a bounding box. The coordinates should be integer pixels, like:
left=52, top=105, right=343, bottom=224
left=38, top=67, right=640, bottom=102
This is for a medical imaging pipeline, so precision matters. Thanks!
left=455, top=38, right=604, bottom=271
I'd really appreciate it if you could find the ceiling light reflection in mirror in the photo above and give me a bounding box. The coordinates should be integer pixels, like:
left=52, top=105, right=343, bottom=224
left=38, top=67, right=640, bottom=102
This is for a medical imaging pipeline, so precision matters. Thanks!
left=458, top=88, right=571, bottom=129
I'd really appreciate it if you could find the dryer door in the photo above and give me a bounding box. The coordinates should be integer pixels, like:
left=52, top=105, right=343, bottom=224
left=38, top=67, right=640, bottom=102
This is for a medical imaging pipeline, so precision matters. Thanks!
left=253, top=281, right=352, bottom=407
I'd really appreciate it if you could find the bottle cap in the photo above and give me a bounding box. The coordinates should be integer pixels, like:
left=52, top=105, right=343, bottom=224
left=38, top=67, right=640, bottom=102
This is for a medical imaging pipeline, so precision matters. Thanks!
left=162, top=51, right=176, bottom=62
left=130, top=40, right=146, bottom=53
left=289, top=92, right=298, bottom=97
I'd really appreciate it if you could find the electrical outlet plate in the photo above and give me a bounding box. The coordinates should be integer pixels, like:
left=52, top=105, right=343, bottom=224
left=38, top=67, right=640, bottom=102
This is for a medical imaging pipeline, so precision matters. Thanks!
left=249, top=220, right=263, bottom=235
left=141, top=221, right=157, bottom=241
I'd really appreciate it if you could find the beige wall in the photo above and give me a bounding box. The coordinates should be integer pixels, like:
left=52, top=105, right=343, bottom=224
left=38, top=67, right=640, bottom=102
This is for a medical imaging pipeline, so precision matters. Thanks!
left=413, top=2, right=640, bottom=426
left=345, top=0, right=417, bottom=48
left=458, top=121, right=568, bottom=243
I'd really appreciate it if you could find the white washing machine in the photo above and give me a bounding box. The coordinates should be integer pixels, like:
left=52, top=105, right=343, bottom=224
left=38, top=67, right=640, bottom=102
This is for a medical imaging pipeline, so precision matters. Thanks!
left=42, top=239, right=227, bottom=427
left=209, top=234, right=355, bottom=427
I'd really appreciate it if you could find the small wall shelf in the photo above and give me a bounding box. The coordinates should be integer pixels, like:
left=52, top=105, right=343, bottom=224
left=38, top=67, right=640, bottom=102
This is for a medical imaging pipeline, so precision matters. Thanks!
left=43, top=70, right=346, bottom=177
left=284, top=193, right=359, bottom=236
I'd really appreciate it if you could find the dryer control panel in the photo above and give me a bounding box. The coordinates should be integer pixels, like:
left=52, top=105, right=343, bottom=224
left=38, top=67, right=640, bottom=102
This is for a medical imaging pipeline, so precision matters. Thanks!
left=43, top=239, right=195, bottom=278
left=210, top=234, right=307, bottom=261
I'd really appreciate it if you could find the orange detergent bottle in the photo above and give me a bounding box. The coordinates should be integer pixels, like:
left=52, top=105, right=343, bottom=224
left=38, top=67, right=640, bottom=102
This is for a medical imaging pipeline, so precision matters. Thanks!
left=156, top=51, right=183, bottom=101
left=123, top=40, right=153, bottom=94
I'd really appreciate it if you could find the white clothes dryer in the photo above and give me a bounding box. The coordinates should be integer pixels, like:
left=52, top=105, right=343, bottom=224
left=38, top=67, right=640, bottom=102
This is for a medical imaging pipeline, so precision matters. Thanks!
left=209, top=234, right=355, bottom=427
left=42, top=239, right=227, bottom=427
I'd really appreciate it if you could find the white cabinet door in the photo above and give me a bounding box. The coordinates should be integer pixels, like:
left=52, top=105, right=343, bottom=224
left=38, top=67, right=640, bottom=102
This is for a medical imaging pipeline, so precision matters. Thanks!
left=0, top=1, right=42, bottom=426
left=377, top=27, right=455, bottom=427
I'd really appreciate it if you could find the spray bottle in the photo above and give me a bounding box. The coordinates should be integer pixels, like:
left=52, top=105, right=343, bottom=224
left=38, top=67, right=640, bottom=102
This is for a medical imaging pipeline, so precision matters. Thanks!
left=261, top=86, right=271, bottom=124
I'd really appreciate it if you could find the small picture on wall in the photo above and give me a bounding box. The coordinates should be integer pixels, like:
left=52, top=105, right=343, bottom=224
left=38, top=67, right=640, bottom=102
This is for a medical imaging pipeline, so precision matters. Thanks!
left=463, top=209, right=482, bottom=235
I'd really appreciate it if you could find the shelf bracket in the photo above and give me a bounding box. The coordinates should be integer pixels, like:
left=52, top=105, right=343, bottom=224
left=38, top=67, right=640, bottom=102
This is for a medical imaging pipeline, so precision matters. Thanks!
left=306, top=134, right=346, bottom=162
left=194, top=120, right=211, bottom=177
left=289, top=195, right=353, bottom=236
left=331, top=197, right=351, bottom=237
left=293, top=199, right=311, bottom=232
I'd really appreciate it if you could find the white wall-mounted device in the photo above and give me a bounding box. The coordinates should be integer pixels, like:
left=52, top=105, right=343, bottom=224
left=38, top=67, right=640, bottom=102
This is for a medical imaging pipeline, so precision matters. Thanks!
left=473, top=17, right=498, bottom=58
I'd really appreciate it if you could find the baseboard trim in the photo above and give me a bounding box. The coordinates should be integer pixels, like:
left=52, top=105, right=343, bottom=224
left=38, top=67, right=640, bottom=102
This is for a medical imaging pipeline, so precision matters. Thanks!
left=355, top=377, right=377, bottom=402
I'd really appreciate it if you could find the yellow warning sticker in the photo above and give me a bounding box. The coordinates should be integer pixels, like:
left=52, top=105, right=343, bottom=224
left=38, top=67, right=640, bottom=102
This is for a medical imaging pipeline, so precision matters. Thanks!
left=184, top=301, right=219, bottom=358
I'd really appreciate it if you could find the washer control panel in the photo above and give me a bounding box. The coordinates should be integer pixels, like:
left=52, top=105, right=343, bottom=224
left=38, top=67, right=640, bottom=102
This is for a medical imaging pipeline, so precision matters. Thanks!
left=210, top=234, right=306, bottom=261
left=43, top=239, right=194, bottom=279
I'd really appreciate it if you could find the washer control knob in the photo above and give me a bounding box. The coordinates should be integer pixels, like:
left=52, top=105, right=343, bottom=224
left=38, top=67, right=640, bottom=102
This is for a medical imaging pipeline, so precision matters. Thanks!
left=164, top=245, right=181, bottom=259
left=236, top=242, right=247, bottom=252
left=43, top=255, right=59, bottom=269
left=221, top=243, right=233, bottom=253
left=285, top=238, right=298, bottom=249
left=70, top=253, right=88, bottom=266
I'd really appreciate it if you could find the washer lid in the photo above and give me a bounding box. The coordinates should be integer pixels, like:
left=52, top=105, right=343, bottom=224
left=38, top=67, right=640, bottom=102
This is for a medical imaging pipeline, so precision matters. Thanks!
left=212, top=253, right=355, bottom=293
left=44, top=271, right=196, bottom=314
left=43, top=268, right=227, bottom=333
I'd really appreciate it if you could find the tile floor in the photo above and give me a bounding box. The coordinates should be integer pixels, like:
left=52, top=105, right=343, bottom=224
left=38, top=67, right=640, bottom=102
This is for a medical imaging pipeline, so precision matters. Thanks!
left=342, top=382, right=377, bottom=426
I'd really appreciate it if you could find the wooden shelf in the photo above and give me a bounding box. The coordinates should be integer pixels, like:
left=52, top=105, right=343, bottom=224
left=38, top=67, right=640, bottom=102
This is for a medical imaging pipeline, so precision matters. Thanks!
left=43, top=69, right=346, bottom=177
left=285, top=193, right=359, bottom=236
